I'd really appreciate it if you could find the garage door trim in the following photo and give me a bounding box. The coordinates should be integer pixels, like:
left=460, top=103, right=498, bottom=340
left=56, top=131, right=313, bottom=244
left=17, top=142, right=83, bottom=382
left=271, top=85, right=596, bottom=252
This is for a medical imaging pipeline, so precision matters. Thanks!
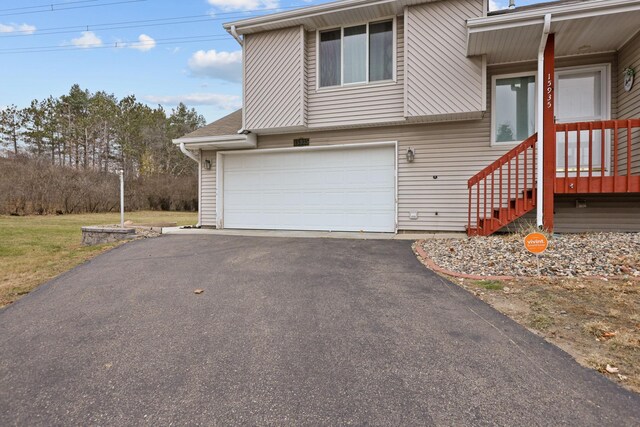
left=215, top=141, right=398, bottom=232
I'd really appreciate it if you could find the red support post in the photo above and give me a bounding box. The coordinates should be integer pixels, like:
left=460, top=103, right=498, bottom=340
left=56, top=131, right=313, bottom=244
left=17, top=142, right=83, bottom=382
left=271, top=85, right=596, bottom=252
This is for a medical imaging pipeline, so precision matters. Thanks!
left=628, top=121, right=632, bottom=191
left=542, top=34, right=555, bottom=232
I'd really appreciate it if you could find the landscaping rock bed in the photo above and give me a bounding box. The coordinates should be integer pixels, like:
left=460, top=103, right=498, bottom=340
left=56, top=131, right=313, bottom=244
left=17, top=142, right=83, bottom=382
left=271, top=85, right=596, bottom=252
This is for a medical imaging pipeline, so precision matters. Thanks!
left=81, top=224, right=162, bottom=246
left=420, top=233, right=640, bottom=277
left=81, top=226, right=136, bottom=246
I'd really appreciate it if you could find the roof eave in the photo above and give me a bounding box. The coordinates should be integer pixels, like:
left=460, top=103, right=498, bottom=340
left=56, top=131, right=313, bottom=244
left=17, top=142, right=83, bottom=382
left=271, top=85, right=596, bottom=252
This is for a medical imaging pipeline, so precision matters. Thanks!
left=468, top=0, right=640, bottom=31
left=223, top=0, right=398, bottom=34
left=172, top=133, right=257, bottom=150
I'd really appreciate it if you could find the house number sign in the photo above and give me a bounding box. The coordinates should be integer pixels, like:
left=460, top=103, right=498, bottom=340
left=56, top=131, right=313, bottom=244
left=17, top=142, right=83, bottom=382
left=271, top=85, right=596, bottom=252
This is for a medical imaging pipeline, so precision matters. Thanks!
left=546, top=73, right=553, bottom=110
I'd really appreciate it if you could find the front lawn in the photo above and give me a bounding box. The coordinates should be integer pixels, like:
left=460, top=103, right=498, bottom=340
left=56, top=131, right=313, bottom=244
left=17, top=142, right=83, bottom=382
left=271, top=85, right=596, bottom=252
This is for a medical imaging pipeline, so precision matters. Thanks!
left=458, top=276, right=640, bottom=393
left=415, top=233, right=640, bottom=394
left=0, top=211, right=197, bottom=307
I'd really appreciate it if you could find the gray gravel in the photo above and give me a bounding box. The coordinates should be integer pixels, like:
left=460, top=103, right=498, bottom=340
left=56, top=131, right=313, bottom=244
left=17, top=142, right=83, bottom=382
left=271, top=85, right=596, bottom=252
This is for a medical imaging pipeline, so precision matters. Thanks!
left=422, top=232, right=640, bottom=277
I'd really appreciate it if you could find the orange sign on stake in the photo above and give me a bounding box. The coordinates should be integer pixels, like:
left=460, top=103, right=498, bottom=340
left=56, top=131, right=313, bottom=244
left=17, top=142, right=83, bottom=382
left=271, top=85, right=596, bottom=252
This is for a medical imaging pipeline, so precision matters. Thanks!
left=524, top=232, right=548, bottom=254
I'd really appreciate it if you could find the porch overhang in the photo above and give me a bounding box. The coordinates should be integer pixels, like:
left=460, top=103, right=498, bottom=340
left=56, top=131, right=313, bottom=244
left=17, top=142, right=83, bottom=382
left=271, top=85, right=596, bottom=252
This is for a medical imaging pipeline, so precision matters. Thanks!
left=172, top=133, right=257, bottom=150
left=467, top=0, right=640, bottom=64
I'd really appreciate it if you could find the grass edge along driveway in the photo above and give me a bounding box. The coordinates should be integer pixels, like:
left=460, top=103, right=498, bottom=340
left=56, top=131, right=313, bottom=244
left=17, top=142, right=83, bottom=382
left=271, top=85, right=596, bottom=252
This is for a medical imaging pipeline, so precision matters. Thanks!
left=0, top=211, right=197, bottom=307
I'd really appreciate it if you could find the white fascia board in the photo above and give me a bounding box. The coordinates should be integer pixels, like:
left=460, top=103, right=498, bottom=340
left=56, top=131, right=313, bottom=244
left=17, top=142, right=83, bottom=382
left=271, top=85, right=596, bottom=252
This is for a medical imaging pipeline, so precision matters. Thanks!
left=173, top=135, right=246, bottom=144
left=172, top=133, right=257, bottom=150
left=468, top=0, right=640, bottom=32
left=468, top=18, right=543, bottom=34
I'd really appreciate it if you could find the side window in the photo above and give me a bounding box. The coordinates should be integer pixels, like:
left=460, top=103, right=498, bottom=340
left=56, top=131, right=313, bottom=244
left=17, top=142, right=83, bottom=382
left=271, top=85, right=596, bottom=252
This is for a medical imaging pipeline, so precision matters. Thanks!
left=319, top=29, right=341, bottom=88
left=492, top=74, right=536, bottom=144
left=369, top=20, right=393, bottom=82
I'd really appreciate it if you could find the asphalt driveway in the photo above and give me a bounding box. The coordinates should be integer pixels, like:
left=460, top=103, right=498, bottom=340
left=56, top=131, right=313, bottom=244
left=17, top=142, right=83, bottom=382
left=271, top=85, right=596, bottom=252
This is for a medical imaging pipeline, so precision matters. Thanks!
left=0, top=235, right=638, bottom=426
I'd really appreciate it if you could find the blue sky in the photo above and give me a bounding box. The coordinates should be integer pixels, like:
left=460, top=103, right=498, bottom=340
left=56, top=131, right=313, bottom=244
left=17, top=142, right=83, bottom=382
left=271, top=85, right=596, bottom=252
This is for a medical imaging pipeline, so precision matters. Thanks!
left=0, top=0, right=546, bottom=122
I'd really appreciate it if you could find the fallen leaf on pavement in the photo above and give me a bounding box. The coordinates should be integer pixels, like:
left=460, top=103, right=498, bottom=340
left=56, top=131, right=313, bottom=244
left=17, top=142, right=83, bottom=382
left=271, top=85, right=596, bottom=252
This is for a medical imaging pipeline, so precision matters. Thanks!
left=194, top=289, right=204, bottom=295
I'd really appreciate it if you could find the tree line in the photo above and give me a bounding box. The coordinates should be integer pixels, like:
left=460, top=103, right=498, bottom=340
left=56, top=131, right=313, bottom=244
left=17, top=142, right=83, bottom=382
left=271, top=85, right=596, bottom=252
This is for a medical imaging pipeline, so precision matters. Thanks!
left=0, top=85, right=206, bottom=215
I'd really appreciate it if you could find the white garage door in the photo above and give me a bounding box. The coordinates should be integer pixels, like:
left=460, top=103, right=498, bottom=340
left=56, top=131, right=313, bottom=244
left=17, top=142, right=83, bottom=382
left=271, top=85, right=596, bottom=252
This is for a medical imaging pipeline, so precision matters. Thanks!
left=222, top=144, right=396, bottom=232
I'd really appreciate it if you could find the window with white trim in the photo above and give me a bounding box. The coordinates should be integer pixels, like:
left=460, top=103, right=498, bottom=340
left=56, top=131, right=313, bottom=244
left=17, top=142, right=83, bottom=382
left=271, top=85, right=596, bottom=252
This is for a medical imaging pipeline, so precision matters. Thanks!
left=318, top=19, right=394, bottom=89
left=492, top=73, right=536, bottom=144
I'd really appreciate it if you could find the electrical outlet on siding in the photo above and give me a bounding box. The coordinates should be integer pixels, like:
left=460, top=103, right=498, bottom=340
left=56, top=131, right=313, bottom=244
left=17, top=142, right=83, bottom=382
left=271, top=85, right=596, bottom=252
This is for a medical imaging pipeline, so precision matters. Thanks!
left=409, top=212, right=419, bottom=220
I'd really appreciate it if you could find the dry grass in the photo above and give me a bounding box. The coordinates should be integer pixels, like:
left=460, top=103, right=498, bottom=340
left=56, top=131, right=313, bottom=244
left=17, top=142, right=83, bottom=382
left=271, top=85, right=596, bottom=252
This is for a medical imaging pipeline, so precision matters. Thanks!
left=0, top=211, right=197, bottom=307
left=449, top=275, right=640, bottom=393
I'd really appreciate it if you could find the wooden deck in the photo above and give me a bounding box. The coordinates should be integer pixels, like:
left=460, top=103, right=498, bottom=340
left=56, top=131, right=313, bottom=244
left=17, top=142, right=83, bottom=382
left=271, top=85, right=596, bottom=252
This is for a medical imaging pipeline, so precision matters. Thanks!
left=555, top=176, right=640, bottom=194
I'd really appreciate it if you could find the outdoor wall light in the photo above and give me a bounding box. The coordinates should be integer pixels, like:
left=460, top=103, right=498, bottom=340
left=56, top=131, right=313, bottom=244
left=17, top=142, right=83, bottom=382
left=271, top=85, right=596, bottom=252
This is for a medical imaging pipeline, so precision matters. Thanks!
left=406, top=147, right=416, bottom=163
left=203, top=159, right=212, bottom=170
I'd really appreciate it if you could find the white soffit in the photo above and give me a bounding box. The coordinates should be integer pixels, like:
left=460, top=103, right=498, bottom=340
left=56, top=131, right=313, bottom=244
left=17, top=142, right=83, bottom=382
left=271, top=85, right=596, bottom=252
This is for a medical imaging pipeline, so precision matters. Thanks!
left=551, top=13, right=640, bottom=57
left=224, top=0, right=435, bottom=34
left=468, top=0, right=640, bottom=64
left=468, top=22, right=543, bottom=64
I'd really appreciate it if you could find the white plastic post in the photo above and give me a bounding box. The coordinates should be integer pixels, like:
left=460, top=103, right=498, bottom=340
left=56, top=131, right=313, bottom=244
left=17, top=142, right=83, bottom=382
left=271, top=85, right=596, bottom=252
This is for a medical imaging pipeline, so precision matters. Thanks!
left=119, top=169, right=124, bottom=228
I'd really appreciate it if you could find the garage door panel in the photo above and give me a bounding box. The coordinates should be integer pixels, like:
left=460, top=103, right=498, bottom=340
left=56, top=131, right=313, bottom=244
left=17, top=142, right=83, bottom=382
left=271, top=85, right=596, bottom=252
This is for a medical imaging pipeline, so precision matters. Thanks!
left=222, top=145, right=396, bottom=232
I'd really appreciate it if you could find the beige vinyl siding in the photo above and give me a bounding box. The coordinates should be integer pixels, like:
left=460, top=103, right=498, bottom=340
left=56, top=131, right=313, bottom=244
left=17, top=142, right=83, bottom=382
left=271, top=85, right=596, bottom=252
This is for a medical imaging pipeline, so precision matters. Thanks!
left=200, top=150, right=217, bottom=227
left=257, top=117, right=505, bottom=231
left=405, top=0, right=485, bottom=118
left=200, top=54, right=637, bottom=233
left=617, top=31, right=640, bottom=175
left=257, top=126, right=474, bottom=231
left=253, top=57, right=623, bottom=232
left=554, top=196, right=640, bottom=233
left=505, top=194, right=640, bottom=233
left=305, top=17, right=405, bottom=128
left=244, top=26, right=306, bottom=131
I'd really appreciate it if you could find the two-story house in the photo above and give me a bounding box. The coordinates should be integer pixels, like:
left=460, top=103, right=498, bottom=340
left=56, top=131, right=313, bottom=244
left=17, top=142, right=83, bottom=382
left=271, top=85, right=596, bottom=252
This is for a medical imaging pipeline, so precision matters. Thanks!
left=174, top=0, right=640, bottom=235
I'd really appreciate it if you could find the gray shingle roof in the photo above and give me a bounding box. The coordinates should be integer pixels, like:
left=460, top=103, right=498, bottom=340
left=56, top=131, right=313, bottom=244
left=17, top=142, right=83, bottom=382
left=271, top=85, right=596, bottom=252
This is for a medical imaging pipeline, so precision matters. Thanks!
left=180, top=109, right=243, bottom=139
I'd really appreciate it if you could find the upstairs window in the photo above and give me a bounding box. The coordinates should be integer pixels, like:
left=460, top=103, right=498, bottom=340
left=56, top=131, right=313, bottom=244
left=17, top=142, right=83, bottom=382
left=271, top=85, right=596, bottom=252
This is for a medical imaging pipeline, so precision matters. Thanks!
left=319, top=29, right=341, bottom=87
left=319, top=19, right=394, bottom=88
left=492, top=73, right=536, bottom=144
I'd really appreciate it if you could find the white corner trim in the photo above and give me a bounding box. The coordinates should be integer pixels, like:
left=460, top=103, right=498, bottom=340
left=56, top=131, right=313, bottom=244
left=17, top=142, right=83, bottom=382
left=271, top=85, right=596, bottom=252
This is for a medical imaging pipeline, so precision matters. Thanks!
left=536, top=13, right=551, bottom=229
left=198, top=149, right=202, bottom=227
left=215, top=151, right=224, bottom=229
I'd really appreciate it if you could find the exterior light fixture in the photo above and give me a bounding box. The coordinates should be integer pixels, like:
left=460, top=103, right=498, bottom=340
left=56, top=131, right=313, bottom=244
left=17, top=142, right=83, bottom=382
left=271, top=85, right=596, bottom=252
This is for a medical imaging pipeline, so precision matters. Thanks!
left=406, top=147, right=416, bottom=163
left=203, top=159, right=212, bottom=170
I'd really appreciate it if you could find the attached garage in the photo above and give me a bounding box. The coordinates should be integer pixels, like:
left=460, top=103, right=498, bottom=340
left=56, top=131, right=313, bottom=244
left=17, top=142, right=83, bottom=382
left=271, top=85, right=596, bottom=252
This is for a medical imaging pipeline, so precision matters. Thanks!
left=217, top=143, right=397, bottom=232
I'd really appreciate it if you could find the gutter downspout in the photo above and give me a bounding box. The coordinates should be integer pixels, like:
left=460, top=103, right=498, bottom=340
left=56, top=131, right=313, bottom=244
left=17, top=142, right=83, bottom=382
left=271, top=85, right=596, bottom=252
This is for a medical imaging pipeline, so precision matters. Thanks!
left=230, top=25, right=243, bottom=46
left=179, top=142, right=202, bottom=227
left=536, top=13, right=551, bottom=228
left=179, top=142, right=199, bottom=162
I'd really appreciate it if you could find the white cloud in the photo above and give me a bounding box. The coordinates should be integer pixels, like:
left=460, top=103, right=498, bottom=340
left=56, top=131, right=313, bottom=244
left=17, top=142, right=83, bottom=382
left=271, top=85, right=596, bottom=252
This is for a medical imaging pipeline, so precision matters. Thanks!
left=488, top=0, right=508, bottom=11
left=129, top=34, right=156, bottom=52
left=144, top=93, right=241, bottom=110
left=70, top=31, right=102, bottom=48
left=0, top=23, right=36, bottom=34
left=187, top=49, right=242, bottom=83
left=207, top=0, right=278, bottom=12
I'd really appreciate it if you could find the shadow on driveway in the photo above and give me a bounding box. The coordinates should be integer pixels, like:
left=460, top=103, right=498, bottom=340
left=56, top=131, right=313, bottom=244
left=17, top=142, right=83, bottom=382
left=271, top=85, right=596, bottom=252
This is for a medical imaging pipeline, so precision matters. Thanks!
left=1, top=235, right=638, bottom=425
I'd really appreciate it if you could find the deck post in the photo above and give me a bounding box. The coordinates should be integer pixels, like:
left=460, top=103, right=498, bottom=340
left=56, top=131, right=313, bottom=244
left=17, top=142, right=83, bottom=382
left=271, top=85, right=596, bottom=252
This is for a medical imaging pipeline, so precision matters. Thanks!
left=542, top=34, right=555, bottom=232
